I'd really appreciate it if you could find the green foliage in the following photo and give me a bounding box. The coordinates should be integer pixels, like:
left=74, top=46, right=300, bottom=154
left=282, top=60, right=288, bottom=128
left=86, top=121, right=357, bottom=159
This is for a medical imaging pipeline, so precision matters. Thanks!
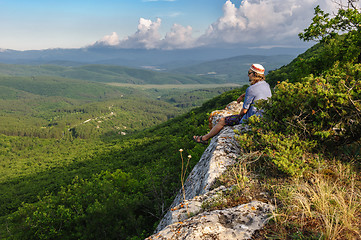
left=0, top=64, right=219, bottom=85
left=0, top=75, right=124, bottom=100
left=9, top=170, right=148, bottom=240
left=1, top=87, right=246, bottom=239
left=237, top=122, right=317, bottom=176
left=172, top=55, right=295, bottom=84
left=0, top=74, right=238, bottom=139
left=299, top=2, right=361, bottom=66
left=2, top=3, right=360, bottom=238
left=0, top=55, right=295, bottom=85
left=161, top=87, right=237, bottom=108
left=200, top=86, right=247, bottom=111
left=265, top=63, right=360, bottom=145
left=299, top=4, right=360, bottom=42
left=0, top=136, right=104, bottom=217
left=238, top=62, right=360, bottom=176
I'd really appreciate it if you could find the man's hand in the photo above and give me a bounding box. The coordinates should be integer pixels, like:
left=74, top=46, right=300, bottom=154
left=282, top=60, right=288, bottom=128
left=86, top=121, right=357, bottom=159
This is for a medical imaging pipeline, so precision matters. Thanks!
left=239, top=108, right=248, bottom=118
left=237, top=93, right=246, bottom=103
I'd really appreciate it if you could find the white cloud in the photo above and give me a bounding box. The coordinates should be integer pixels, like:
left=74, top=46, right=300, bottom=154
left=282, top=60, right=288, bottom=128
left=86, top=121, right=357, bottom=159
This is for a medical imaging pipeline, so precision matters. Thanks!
left=96, top=32, right=120, bottom=46
left=95, top=0, right=353, bottom=50
left=198, top=0, right=351, bottom=47
left=199, top=0, right=316, bottom=46
left=119, top=18, right=163, bottom=49
left=98, top=17, right=196, bottom=50
left=162, top=24, right=195, bottom=49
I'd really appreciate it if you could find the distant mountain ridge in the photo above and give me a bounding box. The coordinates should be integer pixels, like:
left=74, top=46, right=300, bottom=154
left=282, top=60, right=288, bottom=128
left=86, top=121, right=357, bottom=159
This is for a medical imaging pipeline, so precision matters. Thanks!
left=0, top=45, right=307, bottom=70
left=0, top=54, right=295, bottom=85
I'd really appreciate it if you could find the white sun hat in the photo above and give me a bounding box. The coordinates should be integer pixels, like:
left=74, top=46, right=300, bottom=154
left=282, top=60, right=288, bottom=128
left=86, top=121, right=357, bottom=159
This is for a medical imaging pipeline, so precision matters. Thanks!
left=250, top=64, right=265, bottom=74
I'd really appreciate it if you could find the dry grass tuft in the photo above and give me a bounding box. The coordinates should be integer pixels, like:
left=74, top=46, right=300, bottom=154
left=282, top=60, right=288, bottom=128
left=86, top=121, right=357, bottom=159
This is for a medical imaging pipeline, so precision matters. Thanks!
left=268, top=161, right=361, bottom=239
left=209, top=144, right=361, bottom=239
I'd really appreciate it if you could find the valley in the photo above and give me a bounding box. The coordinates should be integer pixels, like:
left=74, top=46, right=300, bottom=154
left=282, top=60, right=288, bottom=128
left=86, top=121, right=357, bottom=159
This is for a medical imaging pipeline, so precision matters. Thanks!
left=0, top=54, right=292, bottom=238
left=0, top=2, right=360, bottom=239
left=0, top=60, right=248, bottom=238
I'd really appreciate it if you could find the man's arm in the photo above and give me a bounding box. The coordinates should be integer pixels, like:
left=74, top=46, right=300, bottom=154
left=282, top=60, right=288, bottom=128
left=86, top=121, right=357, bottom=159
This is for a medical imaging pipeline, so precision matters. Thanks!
left=237, top=93, right=246, bottom=103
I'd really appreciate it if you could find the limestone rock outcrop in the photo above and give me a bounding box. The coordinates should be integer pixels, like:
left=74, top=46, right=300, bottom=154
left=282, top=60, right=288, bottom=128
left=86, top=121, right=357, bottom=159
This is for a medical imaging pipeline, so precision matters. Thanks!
left=148, top=201, right=273, bottom=240
left=147, top=101, right=274, bottom=239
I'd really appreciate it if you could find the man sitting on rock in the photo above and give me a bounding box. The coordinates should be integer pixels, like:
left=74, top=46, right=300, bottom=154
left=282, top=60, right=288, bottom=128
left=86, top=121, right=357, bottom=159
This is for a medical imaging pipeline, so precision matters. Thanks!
left=193, top=63, right=272, bottom=144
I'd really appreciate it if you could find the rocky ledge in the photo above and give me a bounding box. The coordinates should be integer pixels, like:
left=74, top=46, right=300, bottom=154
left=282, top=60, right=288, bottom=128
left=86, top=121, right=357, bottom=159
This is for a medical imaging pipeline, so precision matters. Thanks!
left=146, top=102, right=274, bottom=240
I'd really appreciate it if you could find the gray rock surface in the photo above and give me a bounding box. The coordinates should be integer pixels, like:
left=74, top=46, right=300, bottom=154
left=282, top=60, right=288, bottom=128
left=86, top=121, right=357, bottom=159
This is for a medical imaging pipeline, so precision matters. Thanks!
left=148, top=101, right=273, bottom=239
left=147, top=201, right=274, bottom=240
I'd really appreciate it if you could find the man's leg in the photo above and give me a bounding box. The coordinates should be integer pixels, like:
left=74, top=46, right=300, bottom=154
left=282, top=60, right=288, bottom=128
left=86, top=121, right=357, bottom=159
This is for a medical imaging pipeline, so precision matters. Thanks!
left=201, top=117, right=226, bottom=141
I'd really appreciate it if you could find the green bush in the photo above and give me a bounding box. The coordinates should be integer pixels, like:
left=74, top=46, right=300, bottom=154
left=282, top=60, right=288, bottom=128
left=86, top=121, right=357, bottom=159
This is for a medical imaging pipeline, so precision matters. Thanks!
left=8, top=170, right=148, bottom=240
left=267, top=63, right=360, bottom=143
left=237, top=62, right=360, bottom=176
left=3, top=87, right=248, bottom=239
left=237, top=122, right=317, bottom=176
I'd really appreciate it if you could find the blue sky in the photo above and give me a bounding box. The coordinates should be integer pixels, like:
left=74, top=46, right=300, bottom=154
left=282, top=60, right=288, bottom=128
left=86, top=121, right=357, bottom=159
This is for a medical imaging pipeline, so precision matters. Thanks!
left=0, top=0, right=347, bottom=51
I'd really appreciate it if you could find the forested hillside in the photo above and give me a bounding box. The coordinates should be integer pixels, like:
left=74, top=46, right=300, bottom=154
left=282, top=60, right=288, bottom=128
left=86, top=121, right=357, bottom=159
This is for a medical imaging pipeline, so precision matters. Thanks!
left=0, top=84, right=247, bottom=239
left=0, top=65, right=242, bottom=239
left=0, top=64, right=220, bottom=84
left=171, top=54, right=294, bottom=83
left=0, top=74, right=237, bottom=139
left=0, top=2, right=360, bottom=240
left=0, top=54, right=294, bottom=85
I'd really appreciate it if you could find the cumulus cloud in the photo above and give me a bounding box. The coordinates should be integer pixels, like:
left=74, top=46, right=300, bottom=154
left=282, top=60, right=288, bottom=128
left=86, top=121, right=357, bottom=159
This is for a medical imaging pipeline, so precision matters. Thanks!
left=95, top=32, right=120, bottom=46
left=118, top=18, right=162, bottom=49
left=95, top=0, right=352, bottom=50
left=199, top=0, right=325, bottom=46
left=199, top=0, right=352, bottom=47
left=162, top=24, right=195, bottom=49
left=96, top=17, right=196, bottom=50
